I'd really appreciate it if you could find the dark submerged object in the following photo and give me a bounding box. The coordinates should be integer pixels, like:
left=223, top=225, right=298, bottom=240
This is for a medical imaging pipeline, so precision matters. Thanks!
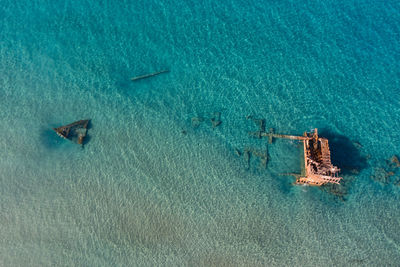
left=191, top=112, right=222, bottom=129
left=130, top=70, right=169, bottom=81
left=247, top=118, right=342, bottom=186
left=242, top=146, right=269, bottom=169
left=53, top=119, right=90, bottom=145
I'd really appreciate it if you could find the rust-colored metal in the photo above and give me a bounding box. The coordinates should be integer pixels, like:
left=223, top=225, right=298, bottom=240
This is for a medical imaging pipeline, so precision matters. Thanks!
left=247, top=121, right=342, bottom=186
left=296, top=129, right=342, bottom=186
left=53, top=119, right=90, bottom=145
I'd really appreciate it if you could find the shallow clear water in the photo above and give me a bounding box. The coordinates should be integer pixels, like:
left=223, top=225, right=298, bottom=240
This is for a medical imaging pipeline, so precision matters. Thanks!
left=1, top=0, right=400, bottom=266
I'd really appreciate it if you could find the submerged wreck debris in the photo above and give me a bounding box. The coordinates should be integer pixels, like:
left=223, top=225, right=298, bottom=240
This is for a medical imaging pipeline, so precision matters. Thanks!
left=210, top=112, right=222, bottom=128
left=191, top=116, right=205, bottom=128
left=246, top=116, right=266, bottom=139
left=53, top=119, right=90, bottom=145
left=239, top=146, right=269, bottom=169
left=352, top=141, right=363, bottom=150
left=191, top=112, right=222, bottom=129
left=234, top=148, right=242, bottom=157
left=130, top=70, right=169, bottom=81
left=371, top=167, right=395, bottom=184
left=322, top=183, right=347, bottom=201
left=249, top=126, right=342, bottom=186
left=322, top=172, right=358, bottom=201
left=254, top=145, right=269, bottom=169
left=243, top=148, right=251, bottom=169
left=389, top=155, right=400, bottom=168
left=370, top=155, right=400, bottom=185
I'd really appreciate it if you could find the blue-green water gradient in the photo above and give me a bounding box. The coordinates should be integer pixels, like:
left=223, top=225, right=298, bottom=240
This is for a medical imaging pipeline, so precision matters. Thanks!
left=1, top=0, right=400, bottom=265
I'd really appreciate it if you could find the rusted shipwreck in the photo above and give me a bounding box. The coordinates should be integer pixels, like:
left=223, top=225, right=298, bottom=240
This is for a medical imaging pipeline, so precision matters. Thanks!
left=249, top=125, right=342, bottom=186
left=53, top=119, right=90, bottom=145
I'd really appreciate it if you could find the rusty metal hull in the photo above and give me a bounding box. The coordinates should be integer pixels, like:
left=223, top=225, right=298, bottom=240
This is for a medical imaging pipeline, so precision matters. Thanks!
left=53, top=119, right=90, bottom=145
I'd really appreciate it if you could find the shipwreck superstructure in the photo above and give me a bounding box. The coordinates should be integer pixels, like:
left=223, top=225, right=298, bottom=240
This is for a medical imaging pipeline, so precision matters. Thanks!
left=248, top=121, right=342, bottom=186
left=53, top=119, right=90, bottom=145
left=298, top=129, right=342, bottom=186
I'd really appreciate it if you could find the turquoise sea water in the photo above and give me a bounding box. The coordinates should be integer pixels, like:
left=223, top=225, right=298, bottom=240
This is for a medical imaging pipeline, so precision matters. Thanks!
left=1, top=0, right=400, bottom=265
